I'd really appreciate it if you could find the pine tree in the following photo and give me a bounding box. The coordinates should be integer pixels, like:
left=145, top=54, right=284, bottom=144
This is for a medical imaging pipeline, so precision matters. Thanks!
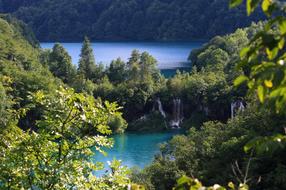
left=127, top=49, right=140, bottom=66
left=78, top=36, right=97, bottom=80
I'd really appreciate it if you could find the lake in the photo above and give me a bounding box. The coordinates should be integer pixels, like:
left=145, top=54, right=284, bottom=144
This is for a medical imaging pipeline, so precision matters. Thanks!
left=40, top=41, right=203, bottom=69
left=93, top=131, right=182, bottom=173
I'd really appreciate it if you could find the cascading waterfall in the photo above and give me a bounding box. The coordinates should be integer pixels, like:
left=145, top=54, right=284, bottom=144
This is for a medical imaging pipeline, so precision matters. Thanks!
left=154, top=98, right=167, bottom=118
left=231, top=100, right=245, bottom=119
left=170, top=98, right=184, bottom=128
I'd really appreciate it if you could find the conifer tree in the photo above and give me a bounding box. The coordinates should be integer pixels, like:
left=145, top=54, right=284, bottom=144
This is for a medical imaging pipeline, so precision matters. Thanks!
left=78, top=36, right=97, bottom=80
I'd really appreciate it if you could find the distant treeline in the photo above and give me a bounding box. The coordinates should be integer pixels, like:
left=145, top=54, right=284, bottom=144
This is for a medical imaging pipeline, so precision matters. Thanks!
left=0, top=0, right=264, bottom=41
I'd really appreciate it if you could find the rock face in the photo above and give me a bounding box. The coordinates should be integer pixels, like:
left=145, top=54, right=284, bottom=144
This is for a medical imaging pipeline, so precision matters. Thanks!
left=170, top=98, right=184, bottom=128
left=231, top=99, right=245, bottom=119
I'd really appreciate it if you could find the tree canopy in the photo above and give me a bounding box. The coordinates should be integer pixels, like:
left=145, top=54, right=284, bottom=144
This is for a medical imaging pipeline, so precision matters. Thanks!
left=0, top=0, right=264, bottom=41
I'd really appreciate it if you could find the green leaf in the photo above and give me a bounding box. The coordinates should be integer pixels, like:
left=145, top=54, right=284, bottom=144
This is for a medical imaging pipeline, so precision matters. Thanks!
left=234, top=75, right=249, bottom=86
left=257, top=85, right=265, bottom=102
left=229, top=0, right=243, bottom=8
left=228, top=182, right=235, bottom=190
left=279, top=19, right=286, bottom=35
left=240, top=47, right=250, bottom=58
left=177, top=175, right=192, bottom=185
left=247, top=0, right=260, bottom=15
left=266, top=47, right=278, bottom=60
left=239, top=184, right=250, bottom=190
left=264, top=80, right=273, bottom=88
left=278, top=38, right=285, bottom=49
left=244, top=137, right=261, bottom=153
left=262, top=0, right=271, bottom=13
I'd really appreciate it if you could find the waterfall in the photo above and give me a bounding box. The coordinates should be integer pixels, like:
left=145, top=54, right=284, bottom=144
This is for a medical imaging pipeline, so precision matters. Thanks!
left=231, top=103, right=235, bottom=119
left=170, top=98, right=183, bottom=128
left=154, top=98, right=166, bottom=118
left=231, top=99, right=245, bottom=119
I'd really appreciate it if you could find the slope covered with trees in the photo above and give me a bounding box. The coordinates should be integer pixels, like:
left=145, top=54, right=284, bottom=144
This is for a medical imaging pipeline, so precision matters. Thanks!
left=0, top=0, right=264, bottom=41
left=0, top=15, right=137, bottom=189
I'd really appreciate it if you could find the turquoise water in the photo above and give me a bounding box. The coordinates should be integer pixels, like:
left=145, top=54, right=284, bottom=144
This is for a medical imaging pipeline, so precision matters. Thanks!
left=93, top=131, right=182, bottom=171
left=40, top=42, right=203, bottom=69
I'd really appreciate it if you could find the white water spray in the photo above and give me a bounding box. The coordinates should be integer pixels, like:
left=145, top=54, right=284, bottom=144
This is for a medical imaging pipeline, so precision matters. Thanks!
left=154, top=98, right=167, bottom=118
left=231, top=100, right=245, bottom=119
left=170, top=98, right=184, bottom=128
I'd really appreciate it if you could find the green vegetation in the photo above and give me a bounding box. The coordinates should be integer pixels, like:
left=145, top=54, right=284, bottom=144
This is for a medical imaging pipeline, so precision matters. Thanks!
left=78, top=36, right=103, bottom=82
left=133, top=104, right=286, bottom=189
left=1, top=0, right=286, bottom=189
left=47, top=43, right=77, bottom=84
left=130, top=0, right=286, bottom=189
left=0, top=0, right=264, bottom=41
left=0, top=88, right=131, bottom=189
left=0, top=15, right=134, bottom=189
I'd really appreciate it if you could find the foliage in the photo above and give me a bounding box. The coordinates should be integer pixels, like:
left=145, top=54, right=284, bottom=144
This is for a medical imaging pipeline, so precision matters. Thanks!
left=135, top=104, right=286, bottom=189
left=108, top=113, right=128, bottom=134
left=108, top=58, right=128, bottom=84
left=154, top=1, right=286, bottom=190
left=0, top=15, right=62, bottom=132
left=0, top=87, right=132, bottom=189
left=0, top=0, right=264, bottom=41
left=0, top=14, right=39, bottom=47
left=128, top=112, right=167, bottom=132
left=70, top=23, right=264, bottom=131
left=48, top=43, right=77, bottom=84
left=173, top=176, right=249, bottom=190
left=78, top=36, right=102, bottom=81
left=0, top=16, right=137, bottom=189
left=92, top=50, right=164, bottom=123
left=232, top=0, right=286, bottom=114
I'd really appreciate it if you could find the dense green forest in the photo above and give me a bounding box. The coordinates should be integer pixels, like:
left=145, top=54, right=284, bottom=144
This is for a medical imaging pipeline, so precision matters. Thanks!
left=1, top=0, right=286, bottom=189
left=0, top=0, right=264, bottom=41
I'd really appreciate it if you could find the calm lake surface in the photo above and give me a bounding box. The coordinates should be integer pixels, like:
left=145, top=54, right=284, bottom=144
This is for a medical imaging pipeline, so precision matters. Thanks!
left=93, top=131, right=181, bottom=171
left=40, top=41, right=203, bottom=69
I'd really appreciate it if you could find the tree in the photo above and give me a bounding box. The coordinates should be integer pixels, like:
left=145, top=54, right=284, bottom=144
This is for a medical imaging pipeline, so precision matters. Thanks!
left=49, top=43, right=77, bottom=84
left=0, top=87, right=131, bottom=189
left=78, top=36, right=98, bottom=81
left=139, top=52, right=158, bottom=81
left=107, top=58, right=127, bottom=84
left=3, top=0, right=264, bottom=41
left=127, top=50, right=159, bottom=83
left=127, top=49, right=140, bottom=66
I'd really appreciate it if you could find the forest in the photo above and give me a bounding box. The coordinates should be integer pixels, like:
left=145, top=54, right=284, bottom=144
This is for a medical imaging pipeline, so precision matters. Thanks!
left=0, top=0, right=264, bottom=41
left=1, top=0, right=286, bottom=190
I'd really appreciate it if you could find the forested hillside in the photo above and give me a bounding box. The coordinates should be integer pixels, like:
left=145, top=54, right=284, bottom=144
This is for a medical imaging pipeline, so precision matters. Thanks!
left=0, top=15, right=135, bottom=189
left=0, top=0, right=264, bottom=41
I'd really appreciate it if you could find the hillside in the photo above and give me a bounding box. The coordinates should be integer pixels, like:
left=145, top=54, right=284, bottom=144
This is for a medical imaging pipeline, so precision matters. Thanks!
left=0, top=14, right=62, bottom=129
left=0, top=0, right=264, bottom=41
